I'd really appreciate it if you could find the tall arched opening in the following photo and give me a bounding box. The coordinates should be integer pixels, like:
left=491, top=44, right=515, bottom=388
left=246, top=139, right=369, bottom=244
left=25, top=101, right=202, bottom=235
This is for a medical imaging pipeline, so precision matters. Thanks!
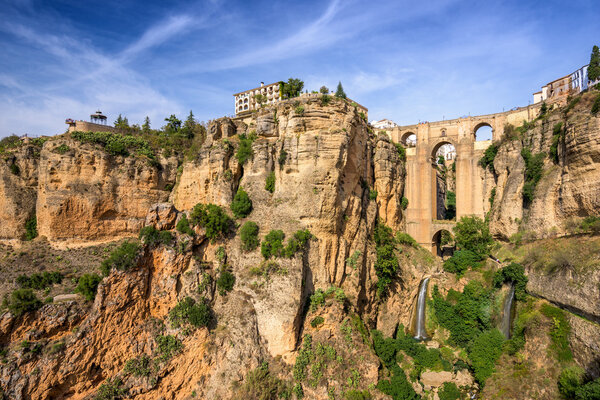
left=401, top=132, right=417, bottom=147
left=431, top=141, right=457, bottom=221
left=474, top=122, right=493, bottom=141
left=432, top=229, right=455, bottom=258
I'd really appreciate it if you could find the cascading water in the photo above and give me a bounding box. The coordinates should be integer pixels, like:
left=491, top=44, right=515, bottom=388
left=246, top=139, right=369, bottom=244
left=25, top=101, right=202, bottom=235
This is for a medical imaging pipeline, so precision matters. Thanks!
left=501, top=284, right=515, bottom=338
left=414, top=277, right=430, bottom=340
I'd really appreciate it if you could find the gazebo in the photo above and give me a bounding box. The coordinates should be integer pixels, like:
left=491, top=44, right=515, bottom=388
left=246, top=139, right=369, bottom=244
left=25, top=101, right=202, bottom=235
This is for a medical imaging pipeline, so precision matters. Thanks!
left=90, top=110, right=107, bottom=125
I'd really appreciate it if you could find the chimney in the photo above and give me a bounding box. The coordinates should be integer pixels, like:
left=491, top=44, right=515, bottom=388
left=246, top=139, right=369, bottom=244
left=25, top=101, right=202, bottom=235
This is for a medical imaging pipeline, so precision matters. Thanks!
left=260, top=82, right=264, bottom=87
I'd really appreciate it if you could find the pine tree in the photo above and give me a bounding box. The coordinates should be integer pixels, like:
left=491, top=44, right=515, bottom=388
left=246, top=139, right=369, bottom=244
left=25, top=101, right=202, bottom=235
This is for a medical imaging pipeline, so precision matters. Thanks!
left=142, top=116, right=151, bottom=132
left=182, top=110, right=196, bottom=139
left=114, top=114, right=123, bottom=127
left=588, top=45, right=600, bottom=82
left=335, top=81, right=347, bottom=99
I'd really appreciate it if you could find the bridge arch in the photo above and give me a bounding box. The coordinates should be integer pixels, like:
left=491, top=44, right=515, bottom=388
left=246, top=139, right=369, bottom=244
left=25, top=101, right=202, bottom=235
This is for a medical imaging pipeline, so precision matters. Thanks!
left=401, top=131, right=417, bottom=147
left=430, top=139, right=457, bottom=161
left=432, top=229, right=455, bottom=258
left=474, top=122, right=493, bottom=141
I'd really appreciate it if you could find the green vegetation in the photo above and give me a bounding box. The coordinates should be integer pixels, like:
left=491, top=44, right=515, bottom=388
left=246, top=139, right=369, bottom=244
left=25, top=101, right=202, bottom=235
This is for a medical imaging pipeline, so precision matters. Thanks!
left=592, top=94, right=600, bottom=115
left=432, top=281, right=492, bottom=347
left=75, top=273, right=102, bottom=301
left=54, top=144, right=70, bottom=154
left=261, top=229, right=312, bottom=259
left=443, top=250, right=482, bottom=277
left=438, top=382, right=462, bottom=400
left=453, top=216, right=493, bottom=258
left=344, top=390, right=371, bottom=400
left=310, top=316, right=324, bottom=328
left=176, top=214, right=195, bottom=236
left=169, top=297, right=212, bottom=328
left=155, top=334, right=183, bottom=362
left=479, top=143, right=499, bottom=172
left=282, top=229, right=313, bottom=258
left=395, top=328, right=452, bottom=372
left=372, top=331, right=420, bottom=399
left=3, top=289, right=42, bottom=316
left=236, top=132, right=256, bottom=165
left=139, top=225, right=173, bottom=246
left=319, top=86, right=329, bottom=94
left=468, top=329, right=505, bottom=384
left=216, top=268, right=235, bottom=295
left=493, top=263, right=528, bottom=300
left=124, top=355, right=151, bottom=377
left=489, top=187, right=496, bottom=207
left=278, top=149, right=288, bottom=168
left=550, top=122, right=564, bottom=163
left=580, top=215, right=600, bottom=235
left=280, top=78, right=304, bottom=99
left=24, top=215, right=37, bottom=241
left=71, top=131, right=156, bottom=163
left=293, top=334, right=313, bottom=382
left=521, top=148, right=545, bottom=205
left=95, top=378, right=127, bottom=400
left=265, top=171, right=275, bottom=193
left=540, top=303, right=572, bottom=363
left=401, top=196, right=409, bottom=210
left=309, top=286, right=346, bottom=312
left=346, top=249, right=362, bottom=269
left=9, top=162, right=19, bottom=175
left=320, top=94, right=331, bottom=106
left=445, top=191, right=456, bottom=220
left=335, top=81, right=347, bottom=99
left=295, top=105, right=305, bottom=115
left=369, top=189, right=378, bottom=200
left=100, top=241, right=141, bottom=276
left=239, top=361, right=292, bottom=399
left=395, top=232, right=418, bottom=248
left=588, top=45, right=600, bottom=82
left=231, top=187, right=253, bottom=218
left=395, top=143, right=406, bottom=161
left=559, top=366, right=586, bottom=399
left=16, top=271, right=62, bottom=290
left=261, top=230, right=285, bottom=259
left=240, top=221, right=260, bottom=251
left=564, top=97, right=581, bottom=114
left=189, top=203, right=232, bottom=241
left=373, top=222, right=399, bottom=296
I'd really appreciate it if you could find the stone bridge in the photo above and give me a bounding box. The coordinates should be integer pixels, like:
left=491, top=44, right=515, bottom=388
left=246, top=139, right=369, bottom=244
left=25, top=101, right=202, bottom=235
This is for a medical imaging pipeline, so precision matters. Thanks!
left=386, top=104, right=541, bottom=254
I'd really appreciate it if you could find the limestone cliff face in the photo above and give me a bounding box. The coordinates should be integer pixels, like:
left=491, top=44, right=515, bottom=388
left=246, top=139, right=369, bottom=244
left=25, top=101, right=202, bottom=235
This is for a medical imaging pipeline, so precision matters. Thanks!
left=0, top=145, right=39, bottom=239
left=488, top=92, right=600, bottom=240
left=173, top=98, right=406, bottom=326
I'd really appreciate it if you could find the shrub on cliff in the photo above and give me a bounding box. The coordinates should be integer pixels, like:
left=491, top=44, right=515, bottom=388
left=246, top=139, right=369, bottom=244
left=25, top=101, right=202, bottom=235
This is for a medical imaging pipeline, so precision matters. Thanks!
left=236, top=133, right=255, bottom=165
left=493, top=262, right=528, bottom=300
left=453, top=216, right=493, bottom=258
left=17, top=271, right=62, bottom=290
left=24, top=215, right=37, bottom=241
left=176, top=214, right=195, bottom=236
left=395, top=232, right=418, bottom=248
left=4, top=289, right=42, bottom=317
left=169, top=297, right=212, bottom=328
left=283, top=229, right=313, bottom=258
left=189, top=203, right=232, bottom=241
left=240, top=221, right=260, bottom=251
left=558, top=366, right=586, bottom=399
left=265, top=171, right=275, bottom=193
left=479, top=143, right=499, bottom=172
left=521, top=148, right=545, bottom=205
left=261, top=230, right=285, bottom=259
left=468, top=329, right=505, bottom=384
left=438, top=382, right=462, bottom=400
left=238, top=361, right=292, bottom=400
left=216, top=268, right=235, bottom=295
left=100, top=241, right=141, bottom=276
left=231, top=187, right=253, bottom=218
left=139, top=226, right=173, bottom=246
left=374, top=222, right=399, bottom=296
left=76, top=273, right=102, bottom=301
left=443, top=250, right=482, bottom=277
left=71, top=130, right=155, bottom=161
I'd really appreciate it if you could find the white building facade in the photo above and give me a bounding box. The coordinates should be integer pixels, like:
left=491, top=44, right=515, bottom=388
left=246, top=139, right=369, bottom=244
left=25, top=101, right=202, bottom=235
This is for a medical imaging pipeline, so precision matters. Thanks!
left=234, top=82, right=282, bottom=115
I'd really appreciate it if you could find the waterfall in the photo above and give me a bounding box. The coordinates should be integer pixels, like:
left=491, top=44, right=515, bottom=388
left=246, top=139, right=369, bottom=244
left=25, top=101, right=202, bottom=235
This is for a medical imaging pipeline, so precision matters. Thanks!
left=501, top=284, right=515, bottom=339
left=414, top=277, right=430, bottom=340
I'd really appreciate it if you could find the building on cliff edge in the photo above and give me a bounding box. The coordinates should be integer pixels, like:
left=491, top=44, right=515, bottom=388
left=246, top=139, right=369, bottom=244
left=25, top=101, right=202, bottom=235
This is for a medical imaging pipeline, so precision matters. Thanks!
left=533, top=64, right=600, bottom=104
left=65, top=110, right=119, bottom=133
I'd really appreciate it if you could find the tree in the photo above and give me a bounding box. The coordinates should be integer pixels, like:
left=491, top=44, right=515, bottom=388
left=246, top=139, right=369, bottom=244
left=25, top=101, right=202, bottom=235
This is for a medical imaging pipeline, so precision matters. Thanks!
left=142, top=116, right=151, bottom=132
left=114, top=114, right=129, bottom=129
left=254, top=94, right=267, bottom=106
left=335, top=81, right=347, bottom=99
left=164, top=114, right=182, bottom=133
left=181, top=110, right=197, bottom=139
left=280, top=78, right=304, bottom=99
left=452, top=216, right=493, bottom=258
left=231, top=187, right=253, bottom=219
left=588, top=45, right=600, bottom=82
left=319, top=86, right=329, bottom=94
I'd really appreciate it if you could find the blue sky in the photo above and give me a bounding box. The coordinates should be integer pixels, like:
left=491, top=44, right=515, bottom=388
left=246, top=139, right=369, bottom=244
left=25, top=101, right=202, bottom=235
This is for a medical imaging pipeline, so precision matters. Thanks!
left=0, top=0, right=599, bottom=137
